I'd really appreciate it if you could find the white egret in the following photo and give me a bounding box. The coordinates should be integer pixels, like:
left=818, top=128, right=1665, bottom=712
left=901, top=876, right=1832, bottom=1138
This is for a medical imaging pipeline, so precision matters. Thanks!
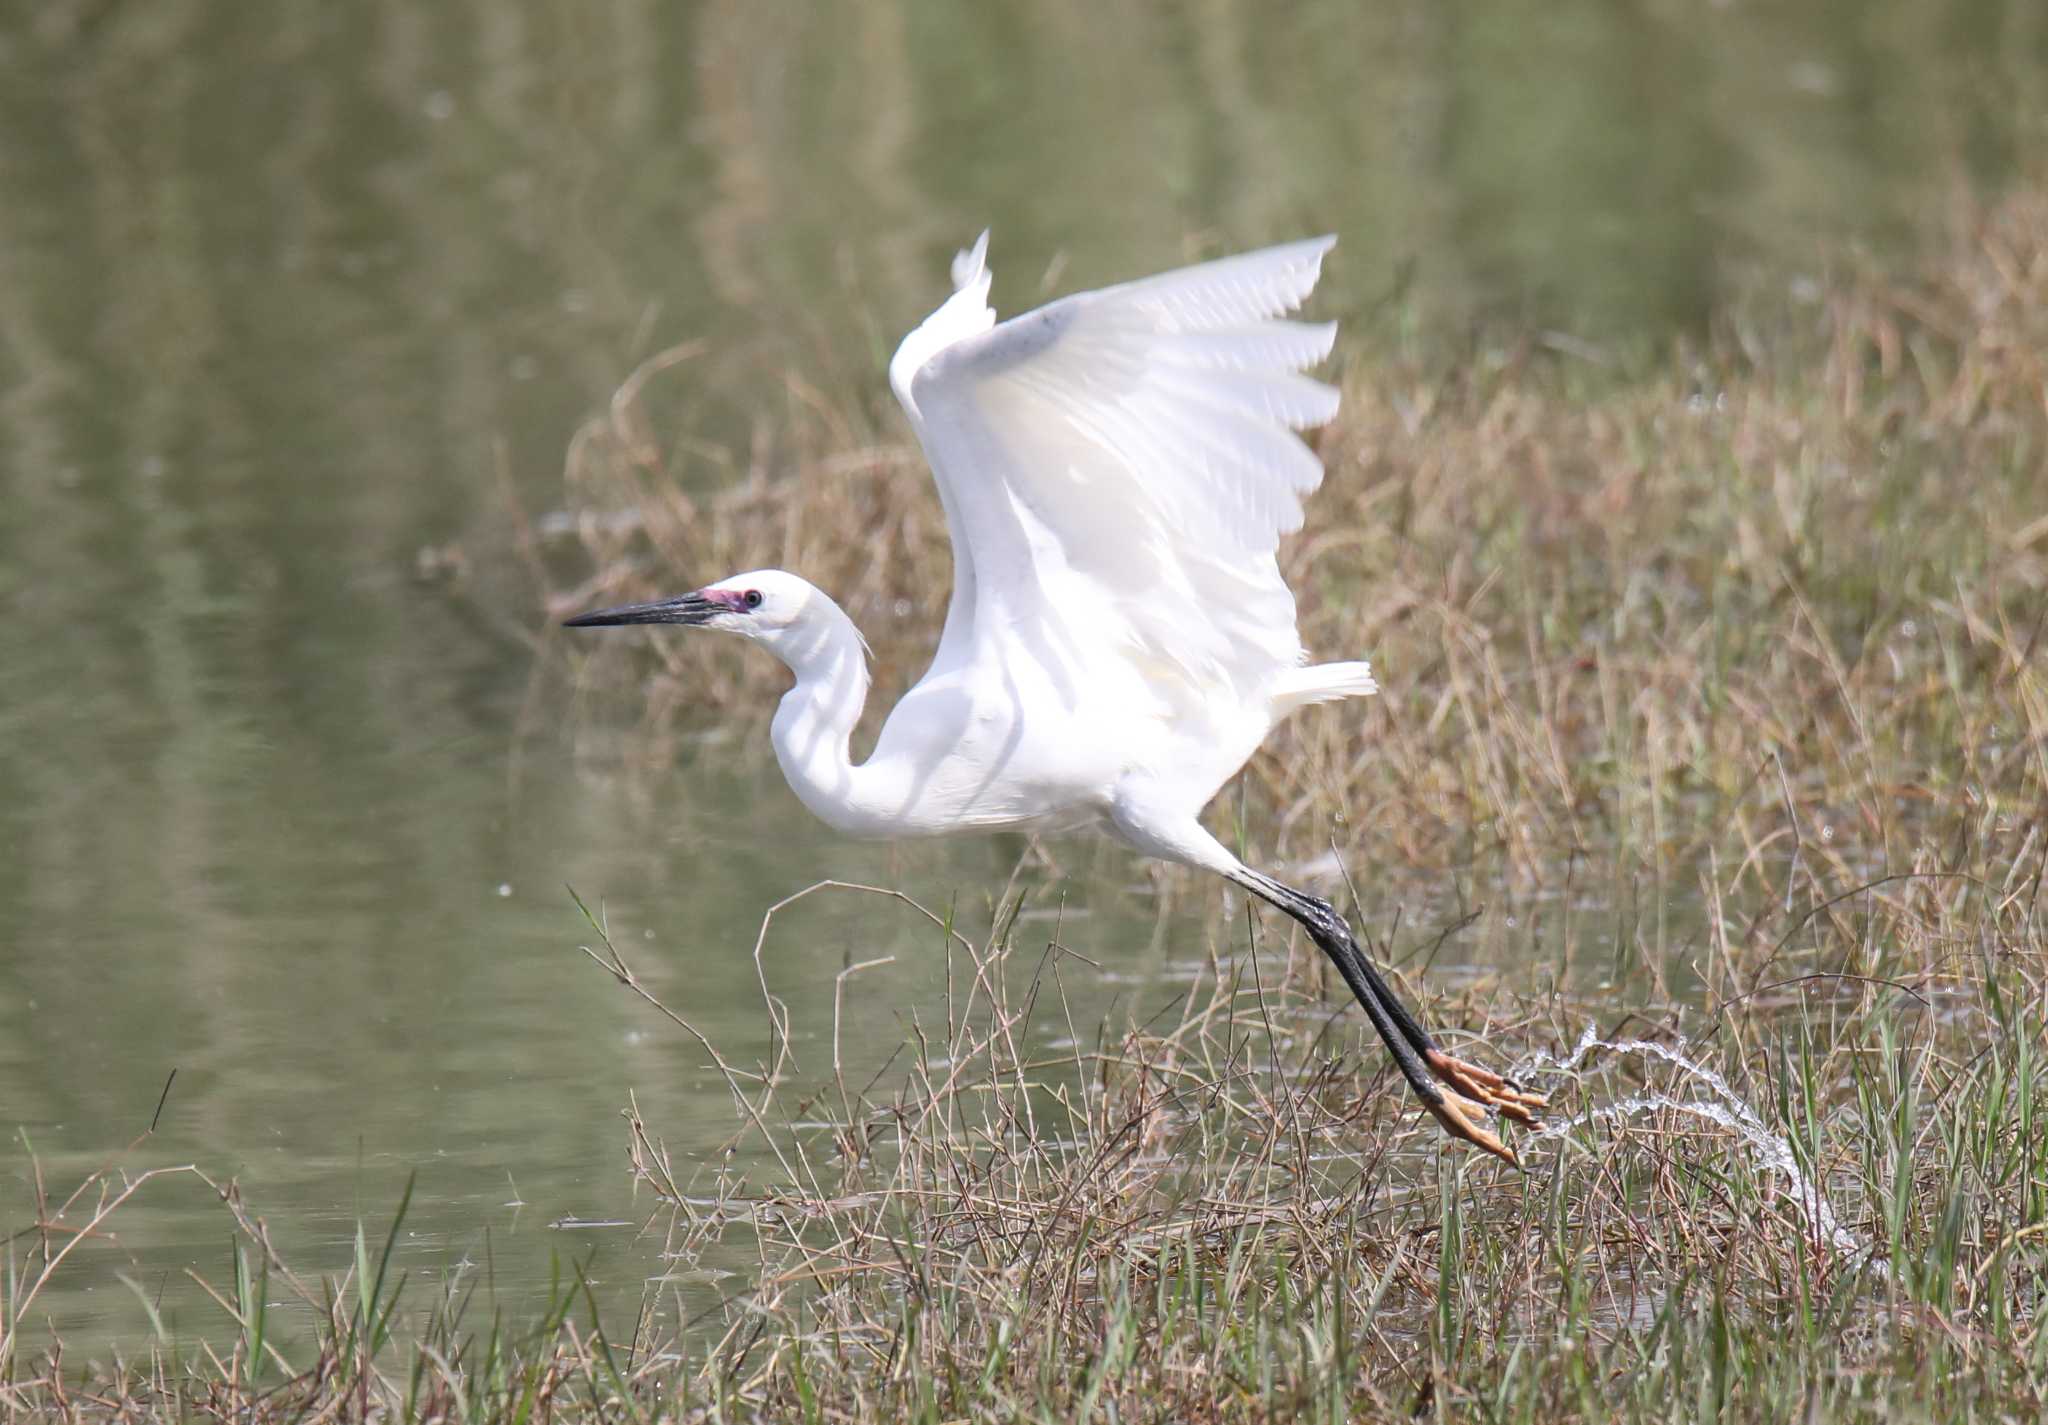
left=567, top=234, right=1544, bottom=1161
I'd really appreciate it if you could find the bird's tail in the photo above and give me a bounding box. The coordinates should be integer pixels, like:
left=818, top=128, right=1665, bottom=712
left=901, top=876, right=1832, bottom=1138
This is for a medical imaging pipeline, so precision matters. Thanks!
left=1271, top=660, right=1378, bottom=715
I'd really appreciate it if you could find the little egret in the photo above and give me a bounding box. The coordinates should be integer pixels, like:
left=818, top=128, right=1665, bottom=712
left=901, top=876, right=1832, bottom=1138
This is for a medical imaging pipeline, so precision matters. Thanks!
left=567, top=234, right=1544, bottom=1161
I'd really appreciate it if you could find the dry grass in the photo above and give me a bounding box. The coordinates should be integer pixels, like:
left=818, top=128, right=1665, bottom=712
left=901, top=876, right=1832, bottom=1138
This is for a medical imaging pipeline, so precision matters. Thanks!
left=8, top=184, right=2048, bottom=1420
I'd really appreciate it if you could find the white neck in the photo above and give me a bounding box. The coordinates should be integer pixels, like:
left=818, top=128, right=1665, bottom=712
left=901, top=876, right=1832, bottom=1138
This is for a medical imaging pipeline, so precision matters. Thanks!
left=765, top=599, right=891, bottom=835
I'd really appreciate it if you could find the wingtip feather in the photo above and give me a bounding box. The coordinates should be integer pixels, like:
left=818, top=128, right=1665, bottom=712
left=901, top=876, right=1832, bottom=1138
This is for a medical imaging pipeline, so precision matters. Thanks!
left=952, top=230, right=992, bottom=291
left=890, top=231, right=998, bottom=417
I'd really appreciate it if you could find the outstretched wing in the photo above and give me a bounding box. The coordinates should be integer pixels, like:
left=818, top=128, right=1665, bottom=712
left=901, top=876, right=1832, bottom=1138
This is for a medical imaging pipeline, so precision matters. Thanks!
left=890, top=234, right=1339, bottom=710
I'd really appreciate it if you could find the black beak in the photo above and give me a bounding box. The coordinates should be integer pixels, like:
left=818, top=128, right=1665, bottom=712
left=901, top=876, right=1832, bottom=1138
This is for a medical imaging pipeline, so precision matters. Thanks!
left=562, top=591, right=720, bottom=628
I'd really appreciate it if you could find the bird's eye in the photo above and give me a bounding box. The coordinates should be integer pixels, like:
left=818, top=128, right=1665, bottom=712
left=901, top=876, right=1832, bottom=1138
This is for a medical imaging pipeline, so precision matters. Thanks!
left=743, top=589, right=763, bottom=610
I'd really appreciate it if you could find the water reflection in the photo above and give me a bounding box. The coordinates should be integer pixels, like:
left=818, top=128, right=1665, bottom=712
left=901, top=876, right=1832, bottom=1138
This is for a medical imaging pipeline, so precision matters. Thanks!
left=0, top=0, right=2039, bottom=1345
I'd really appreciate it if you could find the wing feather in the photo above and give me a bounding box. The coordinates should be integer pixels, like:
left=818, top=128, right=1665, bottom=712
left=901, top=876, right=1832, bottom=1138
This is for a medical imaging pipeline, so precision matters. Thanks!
left=896, top=235, right=1339, bottom=713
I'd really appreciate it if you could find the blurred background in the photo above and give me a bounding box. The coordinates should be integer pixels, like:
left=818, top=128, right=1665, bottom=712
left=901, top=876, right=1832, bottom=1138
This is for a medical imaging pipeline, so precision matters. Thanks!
left=2, top=0, right=2043, bottom=1349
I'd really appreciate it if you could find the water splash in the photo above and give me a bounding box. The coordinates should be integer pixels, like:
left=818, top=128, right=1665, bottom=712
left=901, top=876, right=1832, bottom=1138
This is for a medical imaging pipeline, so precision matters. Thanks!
left=1522, top=1027, right=1864, bottom=1259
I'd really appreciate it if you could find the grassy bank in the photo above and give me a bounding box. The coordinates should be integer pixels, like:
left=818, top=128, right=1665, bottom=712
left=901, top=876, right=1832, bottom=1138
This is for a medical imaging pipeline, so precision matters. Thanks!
left=10, top=184, right=2048, bottom=1419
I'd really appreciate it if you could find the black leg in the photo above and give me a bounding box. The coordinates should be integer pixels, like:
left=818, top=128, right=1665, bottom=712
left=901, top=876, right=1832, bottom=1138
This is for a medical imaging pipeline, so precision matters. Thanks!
left=1291, top=903, right=1445, bottom=1104
left=1282, top=888, right=1439, bottom=1058
left=1232, top=868, right=1545, bottom=1161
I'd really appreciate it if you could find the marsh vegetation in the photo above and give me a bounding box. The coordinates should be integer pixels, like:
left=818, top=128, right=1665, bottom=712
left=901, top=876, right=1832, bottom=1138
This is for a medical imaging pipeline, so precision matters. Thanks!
left=11, top=173, right=2048, bottom=1420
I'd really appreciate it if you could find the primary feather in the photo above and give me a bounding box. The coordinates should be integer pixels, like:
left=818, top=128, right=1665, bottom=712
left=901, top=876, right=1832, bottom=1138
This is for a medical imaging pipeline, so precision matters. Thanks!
left=893, top=235, right=1340, bottom=715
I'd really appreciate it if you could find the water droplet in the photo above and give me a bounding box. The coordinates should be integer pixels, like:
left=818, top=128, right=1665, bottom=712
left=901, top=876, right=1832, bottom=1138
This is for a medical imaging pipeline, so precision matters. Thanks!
left=497, top=883, right=513, bottom=897
left=1899, top=619, right=1917, bottom=638
left=1819, top=825, right=1834, bottom=842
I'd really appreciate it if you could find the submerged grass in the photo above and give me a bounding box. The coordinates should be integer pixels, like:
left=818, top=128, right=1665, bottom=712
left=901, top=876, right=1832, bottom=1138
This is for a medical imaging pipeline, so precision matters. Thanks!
left=9, top=184, right=2048, bottom=1419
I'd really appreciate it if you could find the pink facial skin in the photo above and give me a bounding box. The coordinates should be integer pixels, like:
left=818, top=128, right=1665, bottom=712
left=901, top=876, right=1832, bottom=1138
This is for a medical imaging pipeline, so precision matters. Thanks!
left=699, top=587, right=752, bottom=612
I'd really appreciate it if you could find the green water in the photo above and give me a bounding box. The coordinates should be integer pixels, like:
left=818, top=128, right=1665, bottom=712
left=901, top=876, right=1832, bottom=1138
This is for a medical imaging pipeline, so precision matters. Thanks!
left=2, top=0, right=2041, bottom=1351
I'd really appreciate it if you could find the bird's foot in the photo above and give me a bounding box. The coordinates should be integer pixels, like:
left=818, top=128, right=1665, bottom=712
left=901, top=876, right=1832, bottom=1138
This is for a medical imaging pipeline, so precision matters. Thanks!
left=1426, top=1049, right=1547, bottom=1126
left=1423, top=1086, right=1518, bottom=1166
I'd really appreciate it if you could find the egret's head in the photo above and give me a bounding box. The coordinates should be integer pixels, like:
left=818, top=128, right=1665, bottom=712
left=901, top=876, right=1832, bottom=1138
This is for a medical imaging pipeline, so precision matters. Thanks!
left=564, top=569, right=845, bottom=656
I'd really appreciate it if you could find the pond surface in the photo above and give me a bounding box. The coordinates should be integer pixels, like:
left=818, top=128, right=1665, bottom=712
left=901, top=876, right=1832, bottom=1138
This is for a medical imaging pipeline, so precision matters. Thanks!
left=1, top=0, right=2039, bottom=1351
